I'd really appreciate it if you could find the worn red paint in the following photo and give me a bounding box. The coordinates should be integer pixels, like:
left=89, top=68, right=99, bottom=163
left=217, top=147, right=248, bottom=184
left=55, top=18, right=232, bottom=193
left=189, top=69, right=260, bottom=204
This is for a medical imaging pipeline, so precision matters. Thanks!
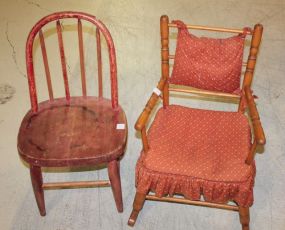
left=25, top=11, right=119, bottom=112
left=19, top=12, right=127, bottom=216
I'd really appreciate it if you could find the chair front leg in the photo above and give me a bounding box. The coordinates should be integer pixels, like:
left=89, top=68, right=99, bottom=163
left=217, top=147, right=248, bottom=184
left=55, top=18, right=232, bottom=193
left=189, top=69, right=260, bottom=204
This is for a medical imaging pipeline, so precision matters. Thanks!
left=239, top=207, right=250, bottom=230
left=30, top=165, right=46, bottom=216
left=128, top=192, right=146, bottom=227
left=108, top=160, right=123, bottom=212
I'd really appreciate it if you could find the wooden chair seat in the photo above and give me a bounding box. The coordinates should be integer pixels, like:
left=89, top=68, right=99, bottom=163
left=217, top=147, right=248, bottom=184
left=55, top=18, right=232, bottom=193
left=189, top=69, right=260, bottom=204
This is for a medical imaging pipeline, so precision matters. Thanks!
left=136, top=105, right=254, bottom=207
left=18, top=97, right=127, bottom=167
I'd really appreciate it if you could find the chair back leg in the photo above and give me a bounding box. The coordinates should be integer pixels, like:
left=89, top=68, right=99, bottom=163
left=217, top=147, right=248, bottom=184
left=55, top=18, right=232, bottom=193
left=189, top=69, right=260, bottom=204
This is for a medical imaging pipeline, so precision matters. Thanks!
left=239, top=207, right=250, bottom=230
left=30, top=165, right=46, bottom=216
left=107, top=160, right=123, bottom=212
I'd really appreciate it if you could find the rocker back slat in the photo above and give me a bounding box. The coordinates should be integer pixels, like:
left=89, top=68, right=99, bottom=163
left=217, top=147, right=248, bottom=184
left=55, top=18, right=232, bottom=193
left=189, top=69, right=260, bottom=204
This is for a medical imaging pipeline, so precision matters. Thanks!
left=168, top=22, right=253, bottom=34
left=26, top=11, right=118, bottom=113
left=78, top=19, right=87, bottom=96
left=39, top=29, right=53, bottom=101
left=96, top=28, right=103, bottom=98
left=56, top=20, right=70, bottom=101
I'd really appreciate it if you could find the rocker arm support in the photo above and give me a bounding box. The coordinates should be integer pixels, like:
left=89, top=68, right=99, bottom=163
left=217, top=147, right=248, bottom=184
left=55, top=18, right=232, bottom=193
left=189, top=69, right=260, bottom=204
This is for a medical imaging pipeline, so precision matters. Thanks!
left=135, top=78, right=166, bottom=131
left=244, top=86, right=266, bottom=146
left=135, top=78, right=166, bottom=152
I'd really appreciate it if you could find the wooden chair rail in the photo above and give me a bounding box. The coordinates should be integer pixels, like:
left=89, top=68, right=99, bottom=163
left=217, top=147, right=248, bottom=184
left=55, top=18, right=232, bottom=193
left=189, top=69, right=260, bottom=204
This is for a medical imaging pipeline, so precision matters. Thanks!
left=42, top=180, right=110, bottom=190
left=169, top=85, right=241, bottom=99
left=135, top=78, right=166, bottom=131
left=168, top=23, right=252, bottom=35
left=146, top=195, right=239, bottom=211
left=244, top=86, right=266, bottom=145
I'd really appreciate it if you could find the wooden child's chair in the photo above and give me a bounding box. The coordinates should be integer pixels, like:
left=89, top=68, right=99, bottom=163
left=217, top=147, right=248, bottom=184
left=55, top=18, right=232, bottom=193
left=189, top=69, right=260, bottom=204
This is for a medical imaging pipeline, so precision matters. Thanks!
left=128, top=15, right=265, bottom=230
left=17, top=11, right=127, bottom=216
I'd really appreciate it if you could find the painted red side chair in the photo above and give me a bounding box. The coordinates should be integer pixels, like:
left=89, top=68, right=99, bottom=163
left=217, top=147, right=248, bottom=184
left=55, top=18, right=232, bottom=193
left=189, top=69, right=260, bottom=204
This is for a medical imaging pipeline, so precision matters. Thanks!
left=128, top=15, right=265, bottom=230
left=17, top=12, right=127, bottom=216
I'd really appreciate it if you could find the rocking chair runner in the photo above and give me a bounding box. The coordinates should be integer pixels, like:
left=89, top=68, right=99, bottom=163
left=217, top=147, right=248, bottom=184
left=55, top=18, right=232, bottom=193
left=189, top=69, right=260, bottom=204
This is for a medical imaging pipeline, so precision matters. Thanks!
left=128, top=15, right=265, bottom=230
left=17, top=12, right=127, bottom=215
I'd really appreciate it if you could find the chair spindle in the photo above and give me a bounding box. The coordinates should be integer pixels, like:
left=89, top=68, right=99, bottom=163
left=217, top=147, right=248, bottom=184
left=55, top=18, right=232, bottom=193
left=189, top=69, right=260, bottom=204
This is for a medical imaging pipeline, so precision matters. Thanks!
left=96, top=28, right=103, bottom=98
left=78, top=19, right=87, bottom=96
left=56, top=20, right=70, bottom=100
left=39, top=29, right=54, bottom=101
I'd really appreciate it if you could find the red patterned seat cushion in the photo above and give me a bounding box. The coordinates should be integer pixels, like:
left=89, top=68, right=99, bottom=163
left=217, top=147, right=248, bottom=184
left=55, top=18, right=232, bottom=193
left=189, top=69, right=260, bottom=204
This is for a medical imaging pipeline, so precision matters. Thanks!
left=136, top=105, right=255, bottom=207
left=169, top=20, right=246, bottom=93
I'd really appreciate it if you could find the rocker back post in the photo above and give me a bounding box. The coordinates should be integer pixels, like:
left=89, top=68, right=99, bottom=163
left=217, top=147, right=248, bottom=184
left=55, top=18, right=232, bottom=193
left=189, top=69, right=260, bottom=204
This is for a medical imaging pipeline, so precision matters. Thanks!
left=26, top=11, right=118, bottom=113
left=160, top=15, right=263, bottom=110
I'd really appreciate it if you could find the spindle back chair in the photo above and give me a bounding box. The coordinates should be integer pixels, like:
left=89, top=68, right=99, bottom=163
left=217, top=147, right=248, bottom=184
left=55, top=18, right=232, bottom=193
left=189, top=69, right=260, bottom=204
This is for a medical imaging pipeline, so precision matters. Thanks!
left=26, top=11, right=118, bottom=111
left=17, top=12, right=127, bottom=216
left=128, top=15, right=265, bottom=230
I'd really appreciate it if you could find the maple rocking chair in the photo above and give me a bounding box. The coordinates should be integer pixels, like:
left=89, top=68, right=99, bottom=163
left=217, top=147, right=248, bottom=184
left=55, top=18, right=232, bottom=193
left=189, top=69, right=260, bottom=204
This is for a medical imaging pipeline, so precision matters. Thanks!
left=128, top=15, right=265, bottom=230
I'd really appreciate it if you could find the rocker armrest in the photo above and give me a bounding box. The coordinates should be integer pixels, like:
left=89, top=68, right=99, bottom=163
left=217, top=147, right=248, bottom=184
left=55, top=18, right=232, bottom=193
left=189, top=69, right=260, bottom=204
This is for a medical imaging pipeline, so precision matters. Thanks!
left=135, top=78, right=166, bottom=131
left=244, top=86, right=266, bottom=145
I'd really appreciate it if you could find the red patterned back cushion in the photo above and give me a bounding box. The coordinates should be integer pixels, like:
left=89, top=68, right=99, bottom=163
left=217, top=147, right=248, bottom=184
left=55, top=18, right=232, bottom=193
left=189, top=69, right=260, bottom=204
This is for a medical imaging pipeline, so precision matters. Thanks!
left=170, top=21, right=247, bottom=93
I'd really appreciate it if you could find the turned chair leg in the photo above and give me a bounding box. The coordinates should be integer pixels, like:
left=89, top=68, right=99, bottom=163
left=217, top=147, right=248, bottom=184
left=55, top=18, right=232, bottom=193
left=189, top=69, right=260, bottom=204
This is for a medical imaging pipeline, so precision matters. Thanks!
left=108, top=160, right=123, bottom=212
left=128, top=192, right=146, bottom=227
left=30, top=165, right=46, bottom=216
left=239, top=207, right=250, bottom=230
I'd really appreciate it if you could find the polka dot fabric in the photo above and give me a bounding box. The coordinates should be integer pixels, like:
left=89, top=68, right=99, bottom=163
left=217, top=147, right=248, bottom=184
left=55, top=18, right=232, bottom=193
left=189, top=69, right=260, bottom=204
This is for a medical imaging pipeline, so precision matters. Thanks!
left=136, top=105, right=255, bottom=207
left=170, top=20, right=247, bottom=93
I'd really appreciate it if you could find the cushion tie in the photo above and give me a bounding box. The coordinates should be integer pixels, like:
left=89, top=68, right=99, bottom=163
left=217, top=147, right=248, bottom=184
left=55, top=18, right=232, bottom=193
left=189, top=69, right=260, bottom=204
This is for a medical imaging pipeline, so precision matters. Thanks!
left=241, top=27, right=252, bottom=37
left=172, top=20, right=187, bottom=29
